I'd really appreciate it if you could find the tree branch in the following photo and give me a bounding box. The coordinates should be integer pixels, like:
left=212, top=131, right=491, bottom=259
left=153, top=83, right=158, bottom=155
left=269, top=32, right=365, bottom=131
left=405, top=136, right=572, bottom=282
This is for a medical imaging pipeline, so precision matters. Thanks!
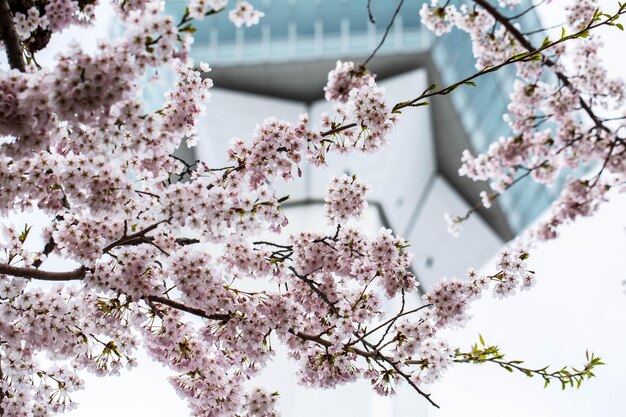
left=146, top=295, right=232, bottom=322
left=0, top=0, right=25, bottom=71
left=472, top=0, right=614, bottom=134
left=0, top=263, right=85, bottom=281
left=102, top=219, right=170, bottom=254
left=32, top=236, right=56, bottom=268
left=360, top=339, right=440, bottom=408
left=288, top=266, right=340, bottom=315
left=346, top=304, right=431, bottom=347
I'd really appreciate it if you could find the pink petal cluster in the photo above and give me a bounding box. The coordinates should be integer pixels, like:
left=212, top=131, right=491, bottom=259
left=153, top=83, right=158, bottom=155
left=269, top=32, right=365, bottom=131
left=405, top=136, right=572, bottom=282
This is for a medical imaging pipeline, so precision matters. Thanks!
left=324, top=60, right=375, bottom=103
left=324, top=174, right=369, bottom=223
left=228, top=1, right=265, bottom=28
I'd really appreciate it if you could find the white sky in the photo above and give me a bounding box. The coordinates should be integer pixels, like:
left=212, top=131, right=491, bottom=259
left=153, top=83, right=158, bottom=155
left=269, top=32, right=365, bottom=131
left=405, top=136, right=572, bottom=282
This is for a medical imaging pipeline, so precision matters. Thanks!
left=5, top=1, right=626, bottom=416
left=430, top=189, right=626, bottom=417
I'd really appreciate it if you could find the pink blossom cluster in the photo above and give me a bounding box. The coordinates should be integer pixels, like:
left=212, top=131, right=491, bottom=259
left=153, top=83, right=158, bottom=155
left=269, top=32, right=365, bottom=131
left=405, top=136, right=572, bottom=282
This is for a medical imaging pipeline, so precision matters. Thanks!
left=324, top=60, right=376, bottom=103
left=532, top=178, right=612, bottom=241
left=13, top=7, right=49, bottom=39
left=421, top=2, right=524, bottom=68
left=45, top=0, right=92, bottom=32
left=413, top=339, right=454, bottom=384
left=290, top=226, right=416, bottom=300
left=242, top=388, right=280, bottom=417
left=1, top=225, right=43, bottom=266
left=419, top=1, right=454, bottom=36
left=51, top=43, right=138, bottom=125
left=0, top=69, right=51, bottom=143
left=189, top=0, right=227, bottom=20
left=346, top=78, right=395, bottom=152
left=424, top=249, right=534, bottom=327
left=0, top=284, right=138, bottom=417
left=228, top=0, right=264, bottom=27
left=163, top=61, right=213, bottom=144
left=142, top=315, right=246, bottom=416
left=221, top=67, right=395, bottom=184
left=121, top=2, right=181, bottom=66
left=228, top=117, right=307, bottom=187
left=562, top=0, right=597, bottom=27
left=0, top=148, right=135, bottom=216
left=187, top=0, right=264, bottom=27
left=324, top=174, right=369, bottom=223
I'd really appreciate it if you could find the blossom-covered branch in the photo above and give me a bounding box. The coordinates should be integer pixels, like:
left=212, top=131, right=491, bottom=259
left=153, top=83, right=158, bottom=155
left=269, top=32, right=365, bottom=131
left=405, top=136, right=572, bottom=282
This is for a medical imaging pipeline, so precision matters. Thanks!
left=0, top=0, right=620, bottom=415
left=419, top=0, right=626, bottom=240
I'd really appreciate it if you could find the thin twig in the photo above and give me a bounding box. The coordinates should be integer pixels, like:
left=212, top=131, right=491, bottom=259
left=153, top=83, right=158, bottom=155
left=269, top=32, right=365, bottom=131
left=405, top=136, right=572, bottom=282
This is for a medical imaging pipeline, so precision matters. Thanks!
left=367, top=0, right=376, bottom=24
left=361, top=0, right=405, bottom=67
left=346, top=304, right=431, bottom=347
left=288, top=266, right=339, bottom=315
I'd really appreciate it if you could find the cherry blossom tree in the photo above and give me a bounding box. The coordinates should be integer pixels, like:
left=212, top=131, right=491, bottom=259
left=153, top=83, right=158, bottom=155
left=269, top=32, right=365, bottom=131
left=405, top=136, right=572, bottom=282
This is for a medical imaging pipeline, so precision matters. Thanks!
left=0, top=0, right=622, bottom=415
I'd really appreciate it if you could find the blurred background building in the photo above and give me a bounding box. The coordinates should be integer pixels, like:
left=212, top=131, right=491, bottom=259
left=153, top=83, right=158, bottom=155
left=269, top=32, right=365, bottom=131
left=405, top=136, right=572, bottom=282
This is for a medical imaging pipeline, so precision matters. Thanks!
left=146, top=1, right=555, bottom=415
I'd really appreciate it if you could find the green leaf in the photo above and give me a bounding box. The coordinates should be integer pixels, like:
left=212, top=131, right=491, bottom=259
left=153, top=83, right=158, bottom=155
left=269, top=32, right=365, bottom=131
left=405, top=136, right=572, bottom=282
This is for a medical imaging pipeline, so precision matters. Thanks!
left=479, top=334, right=485, bottom=346
left=616, top=23, right=624, bottom=31
left=561, top=27, right=567, bottom=39
left=277, top=195, right=290, bottom=204
left=425, top=83, right=438, bottom=93
left=19, top=224, right=32, bottom=243
left=180, top=24, right=197, bottom=33
left=464, top=81, right=477, bottom=87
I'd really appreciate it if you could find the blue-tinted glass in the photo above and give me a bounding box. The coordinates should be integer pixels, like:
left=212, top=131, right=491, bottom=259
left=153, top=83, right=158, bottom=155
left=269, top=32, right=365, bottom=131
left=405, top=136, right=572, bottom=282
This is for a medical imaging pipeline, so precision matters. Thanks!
left=267, top=1, right=289, bottom=38
left=402, top=0, right=420, bottom=27
left=319, top=0, right=342, bottom=34
left=215, top=9, right=237, bottom=41
left=295, top=1, right=316, bottom=36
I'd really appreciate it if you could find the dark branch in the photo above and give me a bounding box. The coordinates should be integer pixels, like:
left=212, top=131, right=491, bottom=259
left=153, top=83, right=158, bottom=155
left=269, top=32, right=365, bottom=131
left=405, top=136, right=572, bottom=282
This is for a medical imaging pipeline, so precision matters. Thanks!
left=0, top=0, right=25, bottom=71
left=102, top=219, right=170, bottom=253
left=0, top=263, right=85, bottom=281
left=321, top=122, right=358, bottom=137
left=288, top=266, right=340, bottom=315
left=146, top=295, right=232, bottom=322
left=32, top=236, right=56, bottom=268
left=367, top=0, right=376, bottom=24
